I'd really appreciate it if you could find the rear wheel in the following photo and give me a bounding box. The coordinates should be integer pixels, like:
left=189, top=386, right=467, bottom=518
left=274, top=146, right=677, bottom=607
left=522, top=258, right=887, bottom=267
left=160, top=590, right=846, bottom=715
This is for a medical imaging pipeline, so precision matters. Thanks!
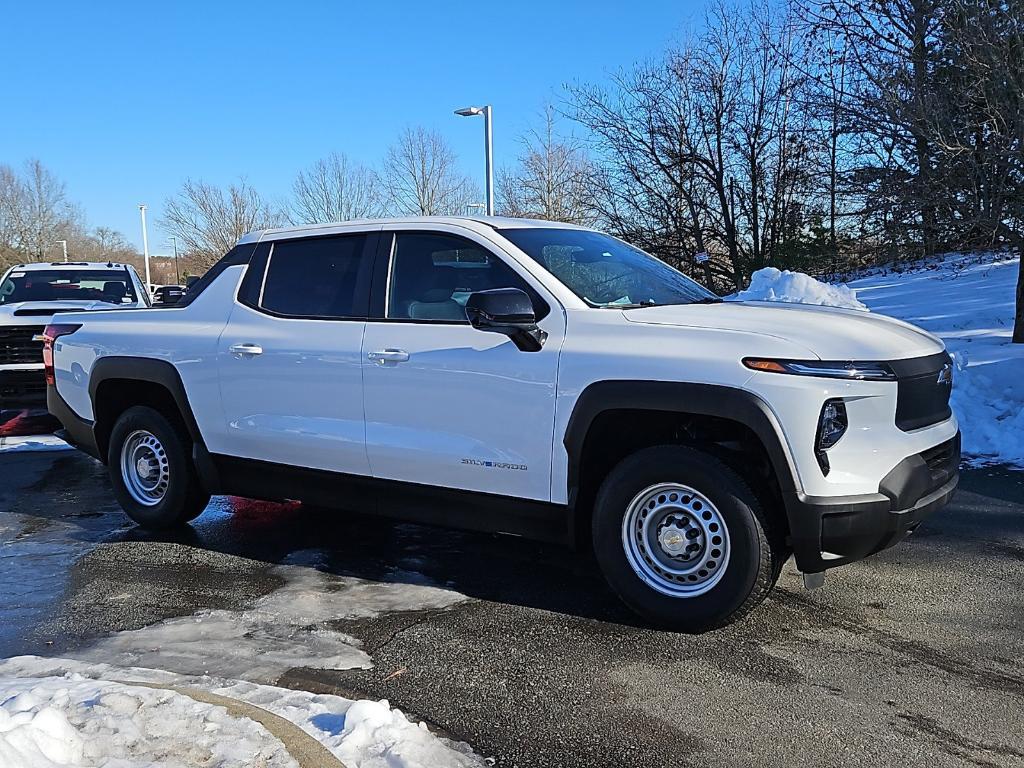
left=592, top=445, right=786, bottom=632
left=107, top=406, right=209, bottom=528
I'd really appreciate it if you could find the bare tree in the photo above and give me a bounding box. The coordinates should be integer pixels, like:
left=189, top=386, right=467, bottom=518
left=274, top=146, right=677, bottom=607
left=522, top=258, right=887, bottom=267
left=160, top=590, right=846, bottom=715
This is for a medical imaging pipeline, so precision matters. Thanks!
left=497, top=105, right=599, bottom=226
left=570, top=0, right=818, bottom=289
left=383, top=127, right=478, bottom=216
left=288, top=152, right=384, bottom=224
left=161, top=178, right=282, bottom=270
left=0, top=159, right=81, bottom=268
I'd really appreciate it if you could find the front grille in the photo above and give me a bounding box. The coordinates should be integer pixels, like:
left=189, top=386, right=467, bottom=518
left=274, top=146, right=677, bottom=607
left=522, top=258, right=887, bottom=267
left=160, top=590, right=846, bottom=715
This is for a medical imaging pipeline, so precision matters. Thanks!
left=892, top=352, right=953, bottom=431
left=0, top=369, right=47, bottom=406
left=0, top=325, right=46, bottom=365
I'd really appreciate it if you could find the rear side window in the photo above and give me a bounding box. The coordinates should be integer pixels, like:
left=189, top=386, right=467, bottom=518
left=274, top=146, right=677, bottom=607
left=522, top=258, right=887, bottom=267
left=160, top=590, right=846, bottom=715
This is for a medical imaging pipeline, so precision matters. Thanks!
left=261, top=234, right=369, bottom=319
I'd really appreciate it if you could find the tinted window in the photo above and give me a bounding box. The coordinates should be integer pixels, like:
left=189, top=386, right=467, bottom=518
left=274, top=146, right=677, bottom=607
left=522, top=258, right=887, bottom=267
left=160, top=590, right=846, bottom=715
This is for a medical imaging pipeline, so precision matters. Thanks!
left=499, top=228, right=719, bottom=307
left=261, top=235, right=368, bottom=318
left=0, top=268, right=138, bottom=305
left=386, top=233, right=546, bottom=322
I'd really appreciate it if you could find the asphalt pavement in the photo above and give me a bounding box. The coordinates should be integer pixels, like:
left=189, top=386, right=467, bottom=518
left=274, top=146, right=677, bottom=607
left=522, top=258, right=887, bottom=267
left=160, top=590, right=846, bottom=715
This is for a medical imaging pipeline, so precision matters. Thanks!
left=1, top=446, right=1022, bottom=768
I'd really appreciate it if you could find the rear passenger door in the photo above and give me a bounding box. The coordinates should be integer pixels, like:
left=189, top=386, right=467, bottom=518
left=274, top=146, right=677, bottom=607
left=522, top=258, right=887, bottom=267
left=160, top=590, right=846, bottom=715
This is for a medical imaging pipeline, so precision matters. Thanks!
left=361, top=228, right=564, bottom=501
left=215, top=231, right=376, bottom=474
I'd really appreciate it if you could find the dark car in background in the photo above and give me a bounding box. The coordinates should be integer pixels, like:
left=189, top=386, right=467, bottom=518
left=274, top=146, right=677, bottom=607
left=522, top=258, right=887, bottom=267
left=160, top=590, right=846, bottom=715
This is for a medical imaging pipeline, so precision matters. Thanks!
left=152, top=285, right=186, bottom=305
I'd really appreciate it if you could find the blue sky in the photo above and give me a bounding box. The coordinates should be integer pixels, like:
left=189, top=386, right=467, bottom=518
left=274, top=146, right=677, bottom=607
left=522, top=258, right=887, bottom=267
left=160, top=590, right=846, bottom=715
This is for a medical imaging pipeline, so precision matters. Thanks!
left=2, top=1, right=708, bottom=253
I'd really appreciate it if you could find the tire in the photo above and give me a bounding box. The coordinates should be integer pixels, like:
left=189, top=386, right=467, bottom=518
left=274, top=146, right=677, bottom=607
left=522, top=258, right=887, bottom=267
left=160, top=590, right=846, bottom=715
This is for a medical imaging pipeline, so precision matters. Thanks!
left=592, top=445, right=786, bottom=632
left=107, top=405, right=210, bottom=529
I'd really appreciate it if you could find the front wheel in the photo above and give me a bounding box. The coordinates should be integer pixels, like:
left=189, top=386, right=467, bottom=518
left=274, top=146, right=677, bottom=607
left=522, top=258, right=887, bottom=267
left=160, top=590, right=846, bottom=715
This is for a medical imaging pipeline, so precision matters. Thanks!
left=592, top=446, right=786, bottom=632
left=107, top=406, right=210, bottom=529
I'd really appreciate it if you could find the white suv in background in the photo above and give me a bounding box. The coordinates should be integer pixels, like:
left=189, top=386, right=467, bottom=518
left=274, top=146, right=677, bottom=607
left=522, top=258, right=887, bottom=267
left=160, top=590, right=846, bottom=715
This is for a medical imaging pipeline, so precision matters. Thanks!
left=0, top=261, right=149, bottom=410
left=43, top=218, right=959, bottom=631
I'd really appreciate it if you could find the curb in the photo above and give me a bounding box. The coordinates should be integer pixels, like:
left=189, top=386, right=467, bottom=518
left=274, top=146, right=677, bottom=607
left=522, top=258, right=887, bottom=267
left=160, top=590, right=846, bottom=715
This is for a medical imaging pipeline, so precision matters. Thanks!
left=119, top=680, right=347, bottom=768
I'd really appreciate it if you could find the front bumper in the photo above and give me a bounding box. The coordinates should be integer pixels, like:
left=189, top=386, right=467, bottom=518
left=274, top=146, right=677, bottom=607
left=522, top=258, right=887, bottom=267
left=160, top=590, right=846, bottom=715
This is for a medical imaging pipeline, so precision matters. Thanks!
left=786, top=431, right=960, bottom=572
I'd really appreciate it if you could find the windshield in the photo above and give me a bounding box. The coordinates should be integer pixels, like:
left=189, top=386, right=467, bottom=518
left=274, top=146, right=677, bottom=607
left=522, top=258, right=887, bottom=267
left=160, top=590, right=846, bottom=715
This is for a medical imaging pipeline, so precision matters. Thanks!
left=498, top=228, right=719, bottom=308
left=0, top=268, right=139, bottom=305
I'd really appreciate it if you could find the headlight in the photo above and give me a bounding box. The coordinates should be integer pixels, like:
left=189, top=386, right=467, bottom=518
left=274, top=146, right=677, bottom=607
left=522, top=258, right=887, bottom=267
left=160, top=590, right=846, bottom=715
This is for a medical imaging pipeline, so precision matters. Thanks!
left=815, top=399, right=848, bottom=475
left=743, top=358, right=896, bottom=381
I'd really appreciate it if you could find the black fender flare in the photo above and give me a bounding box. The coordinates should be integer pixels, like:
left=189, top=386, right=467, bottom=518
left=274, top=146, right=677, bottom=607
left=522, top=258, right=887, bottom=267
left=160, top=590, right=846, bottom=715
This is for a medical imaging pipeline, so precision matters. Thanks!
left=88, top=356, right=220, bottom=490
left=562, top=379, right=801, bottom=525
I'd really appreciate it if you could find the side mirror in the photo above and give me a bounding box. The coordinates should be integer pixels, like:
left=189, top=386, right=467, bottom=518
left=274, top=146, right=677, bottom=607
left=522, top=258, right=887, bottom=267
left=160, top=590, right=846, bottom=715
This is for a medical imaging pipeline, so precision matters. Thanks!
left=465, top=288, right=547, bottom=352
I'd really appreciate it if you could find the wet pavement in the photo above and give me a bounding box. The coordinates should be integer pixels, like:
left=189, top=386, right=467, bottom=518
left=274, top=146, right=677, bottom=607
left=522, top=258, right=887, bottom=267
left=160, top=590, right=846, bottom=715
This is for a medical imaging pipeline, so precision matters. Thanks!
left=2, top=446, right=1023, bottom=768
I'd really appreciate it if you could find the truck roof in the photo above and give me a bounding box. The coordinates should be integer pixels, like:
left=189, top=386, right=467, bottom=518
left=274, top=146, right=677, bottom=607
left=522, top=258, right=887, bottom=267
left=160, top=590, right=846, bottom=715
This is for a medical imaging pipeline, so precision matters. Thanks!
left=5, top=261, right=132, bottom=272
left=237, top=216, right=590, bottom=245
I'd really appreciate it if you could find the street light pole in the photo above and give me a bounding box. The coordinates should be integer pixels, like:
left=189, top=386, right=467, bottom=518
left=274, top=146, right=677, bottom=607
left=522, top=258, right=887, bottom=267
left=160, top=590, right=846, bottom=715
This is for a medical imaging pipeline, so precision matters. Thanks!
left=55, top=240, right=68, bottom=263
left=455, top=105, right=494, bottom=216
left=138, top=204, right=152, bottom=290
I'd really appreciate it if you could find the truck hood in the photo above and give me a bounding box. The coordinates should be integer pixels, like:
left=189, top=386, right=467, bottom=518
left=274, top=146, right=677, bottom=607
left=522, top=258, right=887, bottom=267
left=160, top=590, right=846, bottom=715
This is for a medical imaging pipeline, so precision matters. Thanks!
left=0, top=300, right=127, bottom=325
left=622, top=300, right=944, bottom=360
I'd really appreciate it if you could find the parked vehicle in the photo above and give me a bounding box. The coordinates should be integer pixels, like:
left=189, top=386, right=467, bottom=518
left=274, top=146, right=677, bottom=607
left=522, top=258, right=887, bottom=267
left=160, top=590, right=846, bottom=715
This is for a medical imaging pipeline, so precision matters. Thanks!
left=0, top=261, right=150, bottom=408
left=42, top=218, right=959, bottom=631
left=152, top=285, right=186, bottom=305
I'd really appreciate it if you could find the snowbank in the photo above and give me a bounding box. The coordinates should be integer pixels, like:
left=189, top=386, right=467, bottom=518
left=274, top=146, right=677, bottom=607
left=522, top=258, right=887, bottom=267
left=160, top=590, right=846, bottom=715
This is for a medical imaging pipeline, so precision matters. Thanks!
left=0, top=673, right=296, bottom=768
left=0, top=657, right=488, bottom=768
left=731, top=267, right=867, bottom=310
left=734, top=254, right=1023, bottom=468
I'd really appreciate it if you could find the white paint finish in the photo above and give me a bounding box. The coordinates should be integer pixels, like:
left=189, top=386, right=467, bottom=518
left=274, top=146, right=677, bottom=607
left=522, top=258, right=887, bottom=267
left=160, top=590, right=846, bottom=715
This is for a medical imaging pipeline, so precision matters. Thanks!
left=214, top=302, right=370, bottom=474
left=361, top=318, right=562, bottom=500
left=623, top=300, right=944, bottom=360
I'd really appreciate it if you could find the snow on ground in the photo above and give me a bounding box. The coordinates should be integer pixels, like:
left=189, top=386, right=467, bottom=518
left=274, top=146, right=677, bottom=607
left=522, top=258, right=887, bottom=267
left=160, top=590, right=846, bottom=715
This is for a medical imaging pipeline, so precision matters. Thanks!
left=732, top=266, right=867, bottom=310
left=0, top=435, right=72, bottom=453
left=0, top=672, right=297, bottom=768
left=0, top=657, right=489, bottom=768
left=67, top=553, right=467, bottom=682
left=734, top=253, right=1024, bottom=468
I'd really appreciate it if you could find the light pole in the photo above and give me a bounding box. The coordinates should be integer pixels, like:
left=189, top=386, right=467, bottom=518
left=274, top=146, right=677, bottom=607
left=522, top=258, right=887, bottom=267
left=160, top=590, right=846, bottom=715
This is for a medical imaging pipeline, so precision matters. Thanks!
left=168, top=235, right=181, bottom=284
left=455, top=105, right=494, bottom=216
left=54, top=240, right=68, bottom=263
left=138, top=204, right=152, bottom=290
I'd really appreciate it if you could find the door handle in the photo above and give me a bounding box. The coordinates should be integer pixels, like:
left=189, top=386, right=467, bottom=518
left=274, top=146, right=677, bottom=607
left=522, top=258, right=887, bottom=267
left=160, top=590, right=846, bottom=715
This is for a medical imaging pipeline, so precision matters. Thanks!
left=367, top=348, right=410, bottom=364
left=229, top=343, right=264, bottom=357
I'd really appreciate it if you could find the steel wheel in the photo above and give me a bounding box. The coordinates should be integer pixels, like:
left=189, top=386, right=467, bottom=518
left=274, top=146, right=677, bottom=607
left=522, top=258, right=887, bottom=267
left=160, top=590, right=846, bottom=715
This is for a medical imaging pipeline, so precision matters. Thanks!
left=621, top=482, right=732, bottom=597
left=120, top=429, right=170, bottom=507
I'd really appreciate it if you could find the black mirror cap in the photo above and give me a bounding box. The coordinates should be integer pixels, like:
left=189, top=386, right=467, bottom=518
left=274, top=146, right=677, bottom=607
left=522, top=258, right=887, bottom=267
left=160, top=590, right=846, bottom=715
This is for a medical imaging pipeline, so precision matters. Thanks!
left=465, top=288, right=547, bottom=352
left=466, top=288, right=536, bottom=325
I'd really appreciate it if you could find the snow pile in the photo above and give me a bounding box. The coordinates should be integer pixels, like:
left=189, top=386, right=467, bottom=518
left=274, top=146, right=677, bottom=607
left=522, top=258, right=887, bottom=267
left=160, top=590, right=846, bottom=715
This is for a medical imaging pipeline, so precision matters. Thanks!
left=215, top=680, right=486, bottom=768
left=732, top=267, right=867, bottom=310
left=0, top=657, right=489, bottom=768
left=852, top=253, right=1024, bottom=467
left=0, top=674, right=296, bottom=768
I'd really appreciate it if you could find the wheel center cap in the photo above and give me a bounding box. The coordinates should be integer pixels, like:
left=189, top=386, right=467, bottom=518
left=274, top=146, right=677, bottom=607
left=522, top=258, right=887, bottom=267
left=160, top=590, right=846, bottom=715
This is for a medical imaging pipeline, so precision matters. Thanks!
left=658, top=525, right=689, bottom=555
left=136, top=457, right=153, bottom=479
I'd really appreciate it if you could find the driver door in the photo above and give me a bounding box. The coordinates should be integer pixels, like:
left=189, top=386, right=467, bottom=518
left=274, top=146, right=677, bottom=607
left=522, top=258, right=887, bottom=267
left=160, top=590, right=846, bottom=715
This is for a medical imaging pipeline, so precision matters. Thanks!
left=361, top=229, right=564, bottom=501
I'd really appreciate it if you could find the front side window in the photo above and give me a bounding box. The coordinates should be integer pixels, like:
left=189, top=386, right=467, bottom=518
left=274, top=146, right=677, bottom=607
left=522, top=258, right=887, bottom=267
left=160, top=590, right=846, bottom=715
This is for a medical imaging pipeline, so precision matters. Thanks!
left=386, top=233, right=546, bottom=322
left=0, top=268, right=139, bottom=305
left=498, top=228, right=719, bottom=308
left=260, top=235, right=368, bottom=318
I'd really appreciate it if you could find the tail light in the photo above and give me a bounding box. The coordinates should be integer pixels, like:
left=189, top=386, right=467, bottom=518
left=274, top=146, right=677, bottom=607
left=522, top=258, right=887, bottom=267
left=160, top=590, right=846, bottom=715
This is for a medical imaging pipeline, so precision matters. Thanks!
left=36, top=323, right=82, bottom=386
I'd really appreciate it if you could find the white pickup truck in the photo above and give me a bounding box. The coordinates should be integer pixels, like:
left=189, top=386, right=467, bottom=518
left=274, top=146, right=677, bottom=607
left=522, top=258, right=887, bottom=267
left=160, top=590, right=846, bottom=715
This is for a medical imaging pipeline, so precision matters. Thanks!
left=0, top=261, right=149, bottom=410
left=43, top=217, right=959, bottom=631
